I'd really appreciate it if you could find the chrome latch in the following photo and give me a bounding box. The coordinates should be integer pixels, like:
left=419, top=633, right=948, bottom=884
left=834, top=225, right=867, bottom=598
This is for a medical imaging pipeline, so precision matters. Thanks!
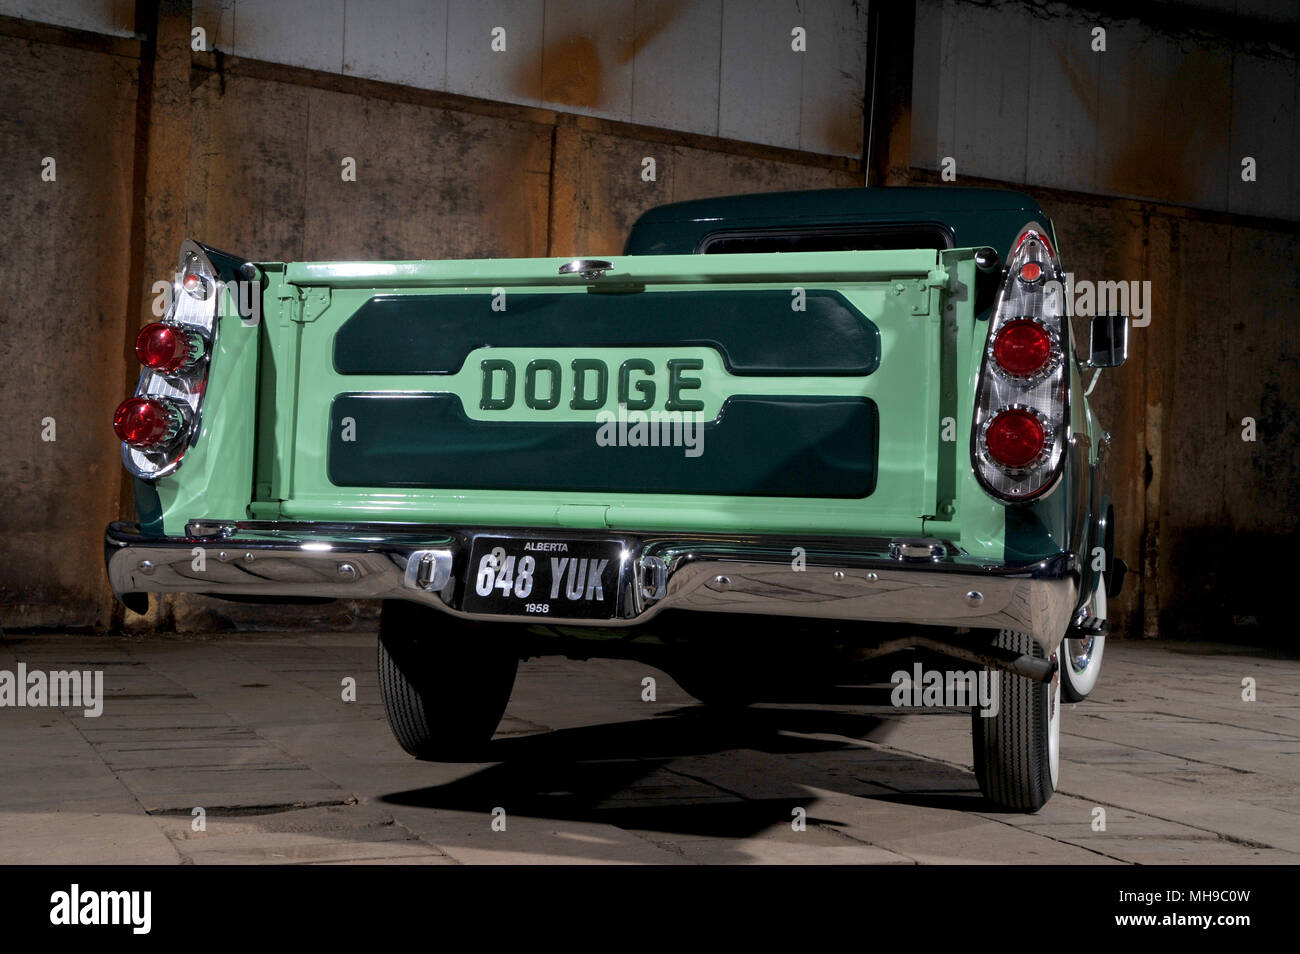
left=889, top=539, right=948, bottom=562
left=186, top=520, right=236, bottom=539
left=559, top=259, right=613, bottom=280
left=404, top=549, right=453, bottom=592
left=638, top=555, right=667, bottom=600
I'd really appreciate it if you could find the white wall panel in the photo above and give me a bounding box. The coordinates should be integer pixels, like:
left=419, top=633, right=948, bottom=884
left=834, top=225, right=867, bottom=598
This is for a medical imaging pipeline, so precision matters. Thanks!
left=911, top=0, right=1297, bottom=221
left=1024, top=6, right=1100, bottom=195
left=1228, top=51, right=1297, bottom=219
left=343, top=0, right=448, bottom=91
left=950, top=0, right=1029, bottom=185
left=718, top=0, right=805, bottom=150
left=540, top=0, right=635, bottom=122
left=799, top=0, right=868, bottom=157
left=445, top=0, right=545, bottom=106
left=0, top=0, right=134, bottom=36
left=630, top=0, right=723, bottom=137
left=908, top=0, right=948, bottom=171
left=179, top=0, right=867, bottom=157
left=232, top=0, right=345, bottom=74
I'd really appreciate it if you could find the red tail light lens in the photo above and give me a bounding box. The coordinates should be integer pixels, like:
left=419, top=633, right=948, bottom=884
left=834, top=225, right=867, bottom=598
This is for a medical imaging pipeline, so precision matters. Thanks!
left=985, top=409, right=1047, bottom=470
left=992, top=319, right=1053, bottom=377
left=113, top=397, right=179, bottom=448
left=135, top=323, right=194, bottom=373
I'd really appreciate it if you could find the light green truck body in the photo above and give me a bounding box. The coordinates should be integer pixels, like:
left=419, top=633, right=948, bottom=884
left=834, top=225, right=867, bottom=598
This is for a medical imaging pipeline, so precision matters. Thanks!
left=106, top=188, right=1128, bottom=812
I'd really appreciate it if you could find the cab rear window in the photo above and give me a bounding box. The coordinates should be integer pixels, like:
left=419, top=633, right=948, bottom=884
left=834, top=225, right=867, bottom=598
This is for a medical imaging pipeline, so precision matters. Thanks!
left=698, top=223, right=954, bottom=254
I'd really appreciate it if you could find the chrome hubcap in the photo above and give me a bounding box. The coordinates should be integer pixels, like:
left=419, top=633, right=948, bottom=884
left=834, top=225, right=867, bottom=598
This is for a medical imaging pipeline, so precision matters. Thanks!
left=1065, top=634, right=1096, bottom=674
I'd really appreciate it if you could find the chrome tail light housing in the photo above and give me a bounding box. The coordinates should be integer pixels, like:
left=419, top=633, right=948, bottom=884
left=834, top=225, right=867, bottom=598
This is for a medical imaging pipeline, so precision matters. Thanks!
left=971, top=223, right=1069, bottom=501
left=117, top=241, right=220, bottom=479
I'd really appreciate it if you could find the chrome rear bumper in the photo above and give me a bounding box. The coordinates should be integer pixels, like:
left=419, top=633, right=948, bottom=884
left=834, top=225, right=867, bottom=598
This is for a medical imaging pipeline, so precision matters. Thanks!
left=105, top=521, right=1080, bottom=654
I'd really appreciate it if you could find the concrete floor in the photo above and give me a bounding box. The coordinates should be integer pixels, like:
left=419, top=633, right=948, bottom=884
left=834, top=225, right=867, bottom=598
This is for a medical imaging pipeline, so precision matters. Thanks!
left=1, top=631, right=1296, bottom=864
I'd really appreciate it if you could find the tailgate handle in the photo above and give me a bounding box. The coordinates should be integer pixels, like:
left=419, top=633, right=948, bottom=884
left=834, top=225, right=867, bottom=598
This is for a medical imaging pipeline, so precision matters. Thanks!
left=559, top=259, right=613, bottom=280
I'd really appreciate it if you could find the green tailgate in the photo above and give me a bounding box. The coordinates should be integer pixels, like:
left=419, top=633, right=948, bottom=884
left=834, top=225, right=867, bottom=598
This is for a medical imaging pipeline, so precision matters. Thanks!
left=240, top=250, right=964, bottom=537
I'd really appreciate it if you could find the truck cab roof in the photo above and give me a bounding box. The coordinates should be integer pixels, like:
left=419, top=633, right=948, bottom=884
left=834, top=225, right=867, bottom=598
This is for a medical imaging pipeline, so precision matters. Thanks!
left=624, top=186, right=1049, bottom=258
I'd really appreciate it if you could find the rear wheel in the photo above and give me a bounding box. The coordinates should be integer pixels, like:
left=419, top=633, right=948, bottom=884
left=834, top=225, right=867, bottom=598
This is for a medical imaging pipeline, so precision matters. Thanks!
left=1061, top=570, right=1106, bottom=702
left=377, top=600, right=519, bottom=760
left=1060, top=632, right=1105, bottom=702
left=971, top=630, right=1060, bottom=812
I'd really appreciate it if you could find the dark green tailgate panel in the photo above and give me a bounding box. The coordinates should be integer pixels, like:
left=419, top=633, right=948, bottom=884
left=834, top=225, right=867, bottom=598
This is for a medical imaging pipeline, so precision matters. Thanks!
left=328, top=394, right=878, bottom=497
left=333, top=290, right=880, bottom=376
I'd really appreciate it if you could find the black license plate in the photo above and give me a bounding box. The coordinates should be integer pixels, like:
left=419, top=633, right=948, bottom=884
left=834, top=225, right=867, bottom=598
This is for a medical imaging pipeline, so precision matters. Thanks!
left=461, top=536, right=624, bottom=620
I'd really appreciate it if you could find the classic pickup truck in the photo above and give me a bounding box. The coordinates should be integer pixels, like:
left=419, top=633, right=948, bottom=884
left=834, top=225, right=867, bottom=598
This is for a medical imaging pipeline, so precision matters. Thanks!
left=105, top=187, right=1128, bottom=812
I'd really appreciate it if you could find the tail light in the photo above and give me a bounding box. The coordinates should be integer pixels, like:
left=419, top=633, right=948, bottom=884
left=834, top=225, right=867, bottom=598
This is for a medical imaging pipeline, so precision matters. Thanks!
left=113, top=397, right=187, bottom=448
left=116, top=241, right=221, bottom=479
left=991, top=318, right=1054, bottom=379
left=983, top=407, right=1048, bottom=470
left=971, top=222, right=1068, bottom=501
left=135, top=322, right=204, bottom=373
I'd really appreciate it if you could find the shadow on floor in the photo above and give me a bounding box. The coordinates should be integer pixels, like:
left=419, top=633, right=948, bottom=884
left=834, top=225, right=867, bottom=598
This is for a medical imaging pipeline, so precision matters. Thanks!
left=380, top=702, right=980, bottom=845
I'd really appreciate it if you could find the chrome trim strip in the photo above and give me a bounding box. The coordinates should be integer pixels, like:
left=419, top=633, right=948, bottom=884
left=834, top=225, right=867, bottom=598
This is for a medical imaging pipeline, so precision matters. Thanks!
left=105, top=521, right=1080, bottom=653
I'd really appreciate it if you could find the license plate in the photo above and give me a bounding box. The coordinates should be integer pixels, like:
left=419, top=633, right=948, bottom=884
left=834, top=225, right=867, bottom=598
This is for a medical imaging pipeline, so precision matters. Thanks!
left=461, top=536, right=624, bottom=619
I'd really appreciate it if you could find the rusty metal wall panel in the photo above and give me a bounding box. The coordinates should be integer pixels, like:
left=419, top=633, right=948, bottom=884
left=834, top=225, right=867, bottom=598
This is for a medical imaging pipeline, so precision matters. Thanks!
left=0, top=34, right=139, bottom=628
left=297, top=88, right=552, bottom=260
left=1045, top=198, right=1148, bottom=637
left=186, top=71, right=552, bottom=263
left=547, top=125, right=858, bottom=256
left=186, top=71, right=312, bottom=262
left=1223, top=224, right=1300, bottom=537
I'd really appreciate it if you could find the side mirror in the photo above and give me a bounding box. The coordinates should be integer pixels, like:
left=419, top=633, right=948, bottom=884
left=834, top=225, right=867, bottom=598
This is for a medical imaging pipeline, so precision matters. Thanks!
left=1087, top=313, right=1129, bottom=368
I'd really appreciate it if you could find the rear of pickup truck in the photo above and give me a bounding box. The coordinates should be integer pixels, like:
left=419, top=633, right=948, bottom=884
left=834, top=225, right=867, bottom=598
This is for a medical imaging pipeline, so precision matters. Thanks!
left=106, top=194, right=1114, bottom=812
left=107, top=242, right=1075, bottom=633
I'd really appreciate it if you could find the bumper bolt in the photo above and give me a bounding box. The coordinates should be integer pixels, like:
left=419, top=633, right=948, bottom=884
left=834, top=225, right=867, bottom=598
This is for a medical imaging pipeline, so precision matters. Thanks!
left=138, top=560, right=155, bottom=575
left=337, top=563, right=357, bottom=581
left=965, top=590, right=984, bottom=607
